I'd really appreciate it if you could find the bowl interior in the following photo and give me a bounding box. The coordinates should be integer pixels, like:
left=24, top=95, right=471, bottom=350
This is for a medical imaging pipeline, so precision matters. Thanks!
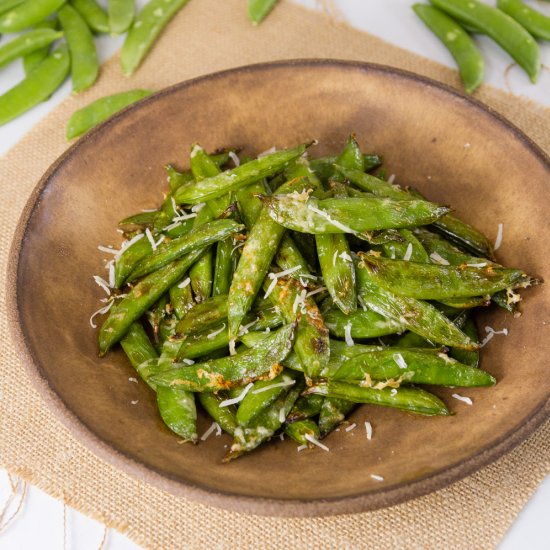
left=12, top=61, right=550, bottom=515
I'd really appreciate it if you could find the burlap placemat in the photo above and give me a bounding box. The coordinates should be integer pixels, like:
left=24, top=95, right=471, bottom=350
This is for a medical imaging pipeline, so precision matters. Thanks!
left=1, top=0, right=549, bottom=548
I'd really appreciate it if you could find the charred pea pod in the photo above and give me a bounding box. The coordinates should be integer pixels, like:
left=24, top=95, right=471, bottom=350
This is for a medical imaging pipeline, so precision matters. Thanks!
left=318, top=397, right=356, bottom=438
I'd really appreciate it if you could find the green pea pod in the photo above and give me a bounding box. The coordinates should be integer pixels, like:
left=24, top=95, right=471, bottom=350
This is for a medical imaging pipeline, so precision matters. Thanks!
left=224, top=379, right=304, bottom=461
left=356, top=258, right=477, bottom=350
left=322, top=301, right=404, bottom=339
left=236, top=180, right=267, bottom=228
left=274, top=234, right=312, bottom=279
left=22, top=19, right=59, bottom=75
left=438, top=295, right=490, bottom=309
left=264, top=274, right=330, bottom=380
left=430, top=0, right=540, bottom=82
left=261, top=194, right=450, bottom=236
left=332, top=348, right=495, bottom=387
left=120, top=321, right=158, bottom=389
left=359, top=254, right=525, bottom=300
left=310, top=154, right=382, bottom=183
left=174, top=144, right=308, bottom=204
left=284, top=419, right=320, bottom=446
left=287, top=394, right=324, bottom=422
left=99, top=247, right=208, bottom=355
left=247, top=0, right=278, bottom=24
left=66, top=89, right=153, bottom=139
left=176, top=294, right=229, bottom=334
left=307, top=381, right=450, bottom=416
left=450, top=317, right=480, bottom=368
left=318, top=397, right=356, bottom=438
left=165, top=165, right=194, bottom=192
left=497, top=0, right=550, bottom=42
left=150, top=323, right=295, bottom=391
left=168, top=275, right=194, bottom=319
left=120, top=322, right=198, bottom=442
left=213, top=236, right=236, bottom=296
left=197, top=393, right=238, bottom=436
left=228, top=178, right=309, bottom=342
left=118, top=211, right=158, bottom=228
left=337, top=167, right=495, bottom=259
left=71, top=0, right=109, bottom=33
left=121, top=0, right=190, bottom=75
left=0, top=44, right=70, bottom=127
left=114, top=235, right=152, bottom=288
left=108, top=0, right=133, bottom=34
left=378, top=228, right=429, bottom=262
left=156, top=386, right=197, bottom=442
left=146, top=293, right=169, bottom=346
left=127, top=220, right=243, bottom=282
left=0, top=0, right=66, bottom=32
left=0, top=28, right=62, bottom=69
left=0, top=0, right=25, bottom=15
left=413, top=4, right=484, bottom=93
left=236, top=370, right=299, bottom=427
left=58, top=3, right=98, bottom=92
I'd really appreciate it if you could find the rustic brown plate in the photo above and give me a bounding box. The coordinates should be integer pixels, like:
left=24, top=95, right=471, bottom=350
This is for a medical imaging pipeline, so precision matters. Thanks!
left=7, top=60, right=550, bottom=517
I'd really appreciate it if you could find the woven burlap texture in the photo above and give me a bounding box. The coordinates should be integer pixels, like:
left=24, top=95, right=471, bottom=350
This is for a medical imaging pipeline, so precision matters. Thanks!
left=1, top=1, right=549, bottom=548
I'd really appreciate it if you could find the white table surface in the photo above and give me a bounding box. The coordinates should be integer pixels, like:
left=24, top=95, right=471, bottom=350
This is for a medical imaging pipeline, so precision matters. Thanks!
left=1, top=1, right=548, bottom=548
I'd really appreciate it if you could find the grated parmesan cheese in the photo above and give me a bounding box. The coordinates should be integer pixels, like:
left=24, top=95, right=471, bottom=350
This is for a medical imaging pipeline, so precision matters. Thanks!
left=308, top=204, right=355, bottom=234
left=107, top=261, right=115, bottom=288
left=390, top=389, right=397, bottom=396
left=257, top=146, right=277, bottom=158
left=393, top=353, right=407, bottom=370
left=131, top=400, right=139, bottom=405
left=229, top=339, right=236, bottom=356
left=297, top=444, right=307, bottom=452
left=172, top=212, right=197, bottom=222
left=93, top=275, right=111, bottom=296
left=178, top=277, right=191, bottom=289
left=145, top=228, right=157, bottom=251
left=201, top=422, right=221, bottom=441
left=344, top=323, right=354, bottom=347
left=403, top=243, right=413, bottom=261
left=387, top=174, right=396, bottom=184
left=253, top=379, right=296, bottom=395
left=306, top=286, right=326, bottom=299
left=228, top=151, right=240, bottom=166
left=430, top=252, right=450, bottom=265
left=365, top=421, right=373, bottom=440
left=494, top=223, right=503, bottom=251
left=98, top=245, right=118, bottom=255
left=371, top=474, right=384, bottom=482
left=358, top=295, right=368, bottom=312
left=452, top=393, right=473, bottom=405
left=480, top=325, right=508, bottom=347
left=89, top=300, right=115, bottom=328
left=128, top=377, right=138, bottom=383
left=219, top=383, right=254, bottom=408
left=162, top=221, right=182, bottom=232
left=339, top=251, right=353, bottom=263
left=466, top=262, right=487, bottom=268
left=279, top=407, right=286, bottom=423
left=305, top=433, right=329, bottom=452
left=207, top=324, right=226, bottom=340
left=345, top=423, right=357, bottom=432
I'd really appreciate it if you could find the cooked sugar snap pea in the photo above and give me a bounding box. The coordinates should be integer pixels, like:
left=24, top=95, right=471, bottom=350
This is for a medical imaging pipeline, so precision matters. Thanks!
left=318, top=397, right=356, bottom=438
left=174, top=144, right=308, bottom=204
left=261, top=194, right=450, bottom=236
left=150, top=323, right=295, bottom=392
left=430, top=0, right=540, bottom=82
left=67, top=89, right=153, bottom=139
left=413, top=3, right=484, bottom=93
left=307, top=382, right=450, bottom=416
left=284, top=419, right=320, bottom=446
left=359, top=254, right=526, bottom=300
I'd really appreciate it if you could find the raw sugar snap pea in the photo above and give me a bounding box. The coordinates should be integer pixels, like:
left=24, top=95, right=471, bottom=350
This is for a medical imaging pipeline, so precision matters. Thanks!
left=71, top=0, right=109, bottom=33
left=120, top=0, right=191, bottom=75
left=497, top=0, right=550, bottom=41
left=0, top=28, right=62, bottom=69
left=307, top=382, right=450, bottom=416
left=58, top=3, right=98, bottom=92
left=174, top=144, right=308, bottom=204
left=23, top=20, right=59, bottom=75
left=66, top=89, right=153, bottom=139
left=413, top=3, right=484, bottom=93
left=150, top=323, right=295, bottom=392
left=0, top=0, right=25, bottom=14
left=0, top=0, right=66, bottom=32
left=108, top=0, right=134, bottom=34
left=247, top=0, right=278, bottom=24
left=429, top=0, right=540, bottom=83
left=0, top=44, right=70, bottom=127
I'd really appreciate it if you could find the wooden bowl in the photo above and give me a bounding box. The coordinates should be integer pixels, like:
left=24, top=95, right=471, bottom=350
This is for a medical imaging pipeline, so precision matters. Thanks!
left=7, top=60, right=550, bottom=516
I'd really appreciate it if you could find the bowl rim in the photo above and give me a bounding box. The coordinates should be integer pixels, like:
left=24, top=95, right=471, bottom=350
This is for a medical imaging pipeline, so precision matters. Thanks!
left=6, top=58, right=550, bottom=517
